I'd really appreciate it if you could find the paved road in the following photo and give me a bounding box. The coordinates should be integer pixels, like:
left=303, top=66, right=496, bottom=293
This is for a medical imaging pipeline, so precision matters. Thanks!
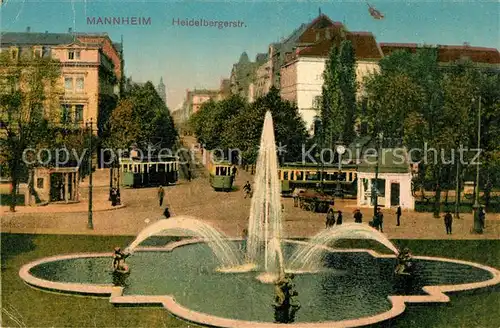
left=2, top=136, right=499, bottom=240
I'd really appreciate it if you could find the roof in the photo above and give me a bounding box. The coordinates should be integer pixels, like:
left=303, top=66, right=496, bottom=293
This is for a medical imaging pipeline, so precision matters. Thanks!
left=297, top=14, right=343, bottom=44
left=437, top=45, right=500, bottom=64
left=0, top=32, right=78, bottom=45
left=293, top=30, right=382, bottom=60
left=380, top=43, right=500, bottom=64
left=357, top=148, right=410, bottom=173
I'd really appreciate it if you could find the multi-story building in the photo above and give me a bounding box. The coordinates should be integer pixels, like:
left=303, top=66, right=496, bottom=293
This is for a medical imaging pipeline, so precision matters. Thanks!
left=278, top=13, right=500, bottom=135
left=179, top=88, right=219, bottom=122
left=280, top=19, right=383, bottom=134
left=0, top=28, right=123, bottom=134
left=248, top=56, right=272, bottom=102
left=216, top=78, right=231, bottom=101
left=229, top=52, right=267, bottom=99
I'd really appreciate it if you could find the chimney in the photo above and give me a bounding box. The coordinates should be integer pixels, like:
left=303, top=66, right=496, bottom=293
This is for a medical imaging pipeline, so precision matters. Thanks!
left=68, top=27, right=72, bottom=33
left=26, top=26, right=31, bottom=32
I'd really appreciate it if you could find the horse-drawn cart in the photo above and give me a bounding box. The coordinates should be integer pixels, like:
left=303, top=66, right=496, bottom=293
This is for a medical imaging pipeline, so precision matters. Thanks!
left=298, top=190, right=334, bottom=213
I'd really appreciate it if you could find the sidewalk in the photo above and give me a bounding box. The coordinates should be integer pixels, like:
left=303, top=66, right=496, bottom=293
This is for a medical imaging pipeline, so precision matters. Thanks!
left=1, top=199, right=125, bottom=214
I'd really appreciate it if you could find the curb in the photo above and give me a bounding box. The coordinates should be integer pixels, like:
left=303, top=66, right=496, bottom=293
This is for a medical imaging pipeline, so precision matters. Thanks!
left=1, top=203, right=126, bottom=215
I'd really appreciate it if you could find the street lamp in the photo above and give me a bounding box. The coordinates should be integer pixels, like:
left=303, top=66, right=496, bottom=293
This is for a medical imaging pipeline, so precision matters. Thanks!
left=85, top=118, right=94, bottom=230
left=372, top=132, right=383, bottom=218
left=335, top=142, right=346, bottom=197
left=472, top=96, right=482, bottom=234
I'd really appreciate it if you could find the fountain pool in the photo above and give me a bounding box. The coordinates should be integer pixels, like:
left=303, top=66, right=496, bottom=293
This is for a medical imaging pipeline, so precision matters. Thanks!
left=19, top=111, right=500, bottom=327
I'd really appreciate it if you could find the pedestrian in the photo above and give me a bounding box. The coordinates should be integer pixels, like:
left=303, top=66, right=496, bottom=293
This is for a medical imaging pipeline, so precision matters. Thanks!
left=336, top=210, right=343, bottom=225
left=232, top=165, right=237, bottom=177
left=243, top=181, right=252, bottom=199
left=292, top=188, right=299, bottom=207
left=163, top=206, right=171, bottom=219
left=396, top=206, right=402, bottom=226
left=376, top=207, right=384, bottom=232
left=354, top=208, right=363, bottom=223
left=444, top=210, right=453, bottom=234
left=326, top=208, right=335, bottom=228
left=478, top=207, right=486, bottom=229
left=158, top=186, right=165, bottom=206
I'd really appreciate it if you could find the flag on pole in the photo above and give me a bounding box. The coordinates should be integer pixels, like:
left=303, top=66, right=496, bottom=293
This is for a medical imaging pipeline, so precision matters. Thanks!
left=367, top=3, right=385, bottom=20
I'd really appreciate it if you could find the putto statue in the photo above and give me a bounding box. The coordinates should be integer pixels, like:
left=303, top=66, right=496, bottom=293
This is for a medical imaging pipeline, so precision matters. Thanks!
left=112, top=247, right=130, bottom=274
left=395, top=248, right=413, bottom=275
left=273, top=273, right=300, bottom=323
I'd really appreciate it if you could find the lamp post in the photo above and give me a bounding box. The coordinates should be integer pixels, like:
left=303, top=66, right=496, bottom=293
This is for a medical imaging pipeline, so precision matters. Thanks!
left=336, top=142, right=346, bottom=197
left=472, top=96, right=482, bottom=233
left=372, top=132, right=383, bottom=218
left=85, top=118, right=94, bottom=230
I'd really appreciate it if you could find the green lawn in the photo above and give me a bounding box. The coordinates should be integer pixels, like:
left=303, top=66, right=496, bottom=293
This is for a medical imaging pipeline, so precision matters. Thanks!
left=1, top=234, right=499, bottom=328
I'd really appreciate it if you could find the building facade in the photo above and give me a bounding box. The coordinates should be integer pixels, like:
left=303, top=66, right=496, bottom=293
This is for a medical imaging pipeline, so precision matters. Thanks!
left=179, top=88, right=219, bottom=122
left=0, top=29, right=123, bottom=133
left=280, top=27, right=382, bottom=134
left=248, top=57, right=272, bottom=102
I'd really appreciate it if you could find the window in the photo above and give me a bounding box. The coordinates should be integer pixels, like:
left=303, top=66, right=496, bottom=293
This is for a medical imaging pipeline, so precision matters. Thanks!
left=75, top=105, right=84, bottom=123
left=64, top=77, right=73, bottom=91
left=42, top=47, right=50, bottom=57
left=37, top=178, right=44, bottom=189
left=61, top=104, right=71, bottom=124
left=68, top=50, right=80, bottom=60
left=283, top=171, right=289, bottom=180
left=313, top=95, right=322, bottom=109
left=33, top=48, right=42, bottom=58
left=10, top=47, right=18, bottom=60
left=75, top=77, right=84, bottom=91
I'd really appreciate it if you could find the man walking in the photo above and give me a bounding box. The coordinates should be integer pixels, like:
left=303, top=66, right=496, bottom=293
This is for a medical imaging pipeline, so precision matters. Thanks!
left=444, top=210, right=453, bottom=234
left=158, top=186, right=165, bottom=206
left=243, top=181, right=252, bottom=198
left=376, top=207, right=384, bottom=232
left=354, top=208, right=363, bottom=223
left=479, top=207, right=486, bottom=229
left=292, top=188, right=300, bottom=207
left=326, top=208, right=335, bottom=228
left=163, top=206, right=171, bottom=219
left=396, top=206, right=402, bottom=226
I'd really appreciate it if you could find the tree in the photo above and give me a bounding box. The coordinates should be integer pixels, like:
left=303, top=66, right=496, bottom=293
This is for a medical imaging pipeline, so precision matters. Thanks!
left=321, top=44, right=341, bottom=147
left=190, top=87, right=308, bottom=165
left=338, top=40, right=358, bottom=144
left=107, top=98, right=141, bottom=149
left=106, top=81, right=177, bottom=153
left=0, top=52, right=62, bottom=211
left=222, top=87, right=308, bottom=164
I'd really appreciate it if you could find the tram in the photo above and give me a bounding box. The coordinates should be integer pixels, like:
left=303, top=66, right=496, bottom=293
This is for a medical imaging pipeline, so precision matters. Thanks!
left=209, top=162, right=234, bottom=191
left=120, top=156, right=179, bottom=188
left=278, top=162, right=358, bottom=197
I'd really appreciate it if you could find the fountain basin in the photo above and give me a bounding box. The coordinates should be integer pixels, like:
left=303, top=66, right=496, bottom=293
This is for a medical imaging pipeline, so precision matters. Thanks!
left=20, top=238, right=500, bottom=328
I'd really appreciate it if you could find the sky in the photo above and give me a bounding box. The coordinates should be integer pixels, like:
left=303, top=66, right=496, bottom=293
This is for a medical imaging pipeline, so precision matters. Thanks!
left=0, top=0, right=498, bottom=110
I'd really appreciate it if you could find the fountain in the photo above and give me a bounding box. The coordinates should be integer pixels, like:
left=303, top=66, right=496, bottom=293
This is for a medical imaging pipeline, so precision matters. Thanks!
left=288, top=223, right=400, bottom=272
left=125, top=216, right=241, bottom=269
left=247, top=111, right=285, bottom=282
left=19, top=111, right=500, bottom=327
